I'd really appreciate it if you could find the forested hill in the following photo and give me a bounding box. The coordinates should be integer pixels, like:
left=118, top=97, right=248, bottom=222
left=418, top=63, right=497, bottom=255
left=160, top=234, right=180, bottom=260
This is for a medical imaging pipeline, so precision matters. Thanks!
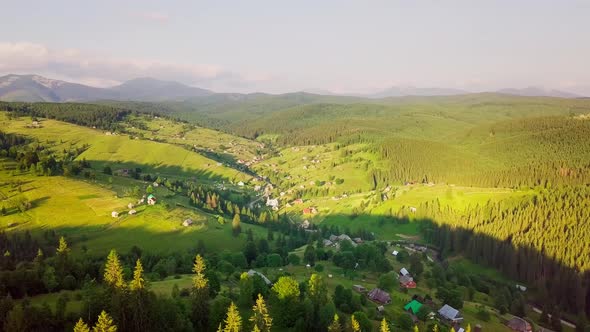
left=109, top=93, right=590, bottom=188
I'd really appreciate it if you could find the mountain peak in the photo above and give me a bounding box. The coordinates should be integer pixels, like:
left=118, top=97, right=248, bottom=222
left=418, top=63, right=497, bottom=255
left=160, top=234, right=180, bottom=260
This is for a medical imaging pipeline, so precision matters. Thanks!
left=0, top=74, right=214, bottom=102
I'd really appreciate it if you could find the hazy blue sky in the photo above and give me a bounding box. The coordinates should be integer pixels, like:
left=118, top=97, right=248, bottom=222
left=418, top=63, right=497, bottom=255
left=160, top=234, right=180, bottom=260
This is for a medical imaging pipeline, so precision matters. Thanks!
left=1, top=0, right=589, bottom=94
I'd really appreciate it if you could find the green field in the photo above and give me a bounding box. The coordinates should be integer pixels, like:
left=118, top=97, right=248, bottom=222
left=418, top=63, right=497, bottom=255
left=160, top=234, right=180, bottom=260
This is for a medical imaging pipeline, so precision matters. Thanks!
left=0, top=159, right=265, bottom=256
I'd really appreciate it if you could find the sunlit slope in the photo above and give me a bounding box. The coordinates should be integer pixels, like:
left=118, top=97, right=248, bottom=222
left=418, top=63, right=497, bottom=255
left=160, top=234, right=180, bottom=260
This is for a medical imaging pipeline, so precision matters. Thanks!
left=0, top=114, right=249, bottom=182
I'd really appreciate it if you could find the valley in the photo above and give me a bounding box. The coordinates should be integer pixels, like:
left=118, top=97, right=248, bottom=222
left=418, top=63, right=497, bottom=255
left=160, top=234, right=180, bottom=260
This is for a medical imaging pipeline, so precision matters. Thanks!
left=0, top=94, right=589, bottom=332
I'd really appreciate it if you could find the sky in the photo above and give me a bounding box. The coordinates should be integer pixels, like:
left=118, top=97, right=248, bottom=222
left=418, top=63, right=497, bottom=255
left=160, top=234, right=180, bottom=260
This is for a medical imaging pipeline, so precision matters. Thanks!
left=1, top=0, right=589, bottom=95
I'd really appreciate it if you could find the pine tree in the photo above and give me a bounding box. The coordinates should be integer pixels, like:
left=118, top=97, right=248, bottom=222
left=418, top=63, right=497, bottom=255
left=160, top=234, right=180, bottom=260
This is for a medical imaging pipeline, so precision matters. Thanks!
left=465, top=324, right=471, bottom=332
left=104, top=249, right=125, bottom=289
left=191, top=254, right=210, bottom=330
left=249, top=294, right=272, bottom=332
left=308, top=274, right=328, bottom=307
left=56, top=236, right=69, bottom=255
left=232, top=214, right=241, bottom=236
left=192, top=254, right=208, bottom=289
left=414, top=325, right=420, bottom=332
left=129, top=259, right=145, bottom=291
left=351, top=315, right=361, bottom=332
left=74, top=318, right=90, bottom=332
left=221, top=302, right=242, bottom=332
left=327, top=314, right=342, bottom=332
left=450, top=327, right=456, bottom=332
left=380, top=318, right=390, bottom=332
left=93, top=311, right=117, bottom=332
left=433, top=324, right=439, bottom=332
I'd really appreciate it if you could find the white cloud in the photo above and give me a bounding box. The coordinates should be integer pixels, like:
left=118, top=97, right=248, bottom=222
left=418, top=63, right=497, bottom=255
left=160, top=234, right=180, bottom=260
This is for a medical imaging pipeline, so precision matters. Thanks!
left=0, top=41, right=271, bottom=91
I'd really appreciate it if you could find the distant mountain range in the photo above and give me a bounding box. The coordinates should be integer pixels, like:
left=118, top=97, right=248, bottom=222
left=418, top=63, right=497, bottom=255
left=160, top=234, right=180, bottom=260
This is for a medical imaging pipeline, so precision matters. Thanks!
left=0, top=75, right=213, bottom=102
left=0, top=74, right=583, bottom=102
left=496, top=87, right=581, bottom=99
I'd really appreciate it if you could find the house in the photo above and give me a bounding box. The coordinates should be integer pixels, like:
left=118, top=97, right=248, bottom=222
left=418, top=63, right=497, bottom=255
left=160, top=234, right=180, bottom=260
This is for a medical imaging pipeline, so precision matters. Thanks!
left=294, top=199, right=304, bottom=205
left=266, top=198, right=279, bottom=208
left=404, top=299, right=423, bottom=315
left=410, top=206, right=417, bottom=213
left=147, top=194, right=156, bottom=205
left=183, top=219, right=193, bottom=227
left=515, top=284, right=527, bottom=292
left=111, top=211, right=119, bottom=218
left=400, top=275, right=417, bottom=288
left=353, top=238, right=363, bottom=244
left=353, top=285, right=367, bottom=293
left=392, top=250, right=399, bottom=256
left=506, top=317, right=532, bottom=332
left=247, top=269, right=272, bottom=286
left=400, top=267, right=410, bottom=276
left=338, top=234, right=353, bottom=242
left=128, top=203, right=134, bottom=209
left=303, top=208, right=312, bottom=214
left=301, top=220, right=310, bottom=229
left=438, top=304, right=463, bottom=323
left=329, top=234, right=338, bottom=242
left=128, top=209, right=137, bottom=215
left=237, top=181, right=245, bottom=186
left=376, top=305, right=385, bottom=313
left=280, top=192, right=286, bottom=196
left=323, top=239, right=334, bottom=247
left=367, top=288, right=391, bottom=304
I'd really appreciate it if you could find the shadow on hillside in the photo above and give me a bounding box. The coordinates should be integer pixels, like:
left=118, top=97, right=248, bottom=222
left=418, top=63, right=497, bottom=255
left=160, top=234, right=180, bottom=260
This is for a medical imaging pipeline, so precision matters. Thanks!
left=314, top=212, right=590, bottom=320
left=83, top=160, right=245, bottom=183
left=2, top=210, right=589, bottom=319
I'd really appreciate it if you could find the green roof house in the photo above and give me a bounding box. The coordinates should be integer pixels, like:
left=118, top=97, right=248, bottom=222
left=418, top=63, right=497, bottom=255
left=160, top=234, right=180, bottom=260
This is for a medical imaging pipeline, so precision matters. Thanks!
left=147, top=194, right=156, bottom=205
left=404, top=299, right=423, bottom=314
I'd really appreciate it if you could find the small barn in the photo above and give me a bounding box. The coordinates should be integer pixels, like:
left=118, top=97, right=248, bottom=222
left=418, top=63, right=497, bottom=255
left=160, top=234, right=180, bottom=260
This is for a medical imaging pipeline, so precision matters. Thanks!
left=183, top=219, right=193, bottom=227
left=438, top=304, right=463, bottom=323
left=247, top=269, right=272, bottom=286
left=367, top=288, right=392, bottom=305
left=404, top=300, right=423, bottom=314
left=392, top=250, right=399, bottom=256
left=352, top=285, right=367, bottom=293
